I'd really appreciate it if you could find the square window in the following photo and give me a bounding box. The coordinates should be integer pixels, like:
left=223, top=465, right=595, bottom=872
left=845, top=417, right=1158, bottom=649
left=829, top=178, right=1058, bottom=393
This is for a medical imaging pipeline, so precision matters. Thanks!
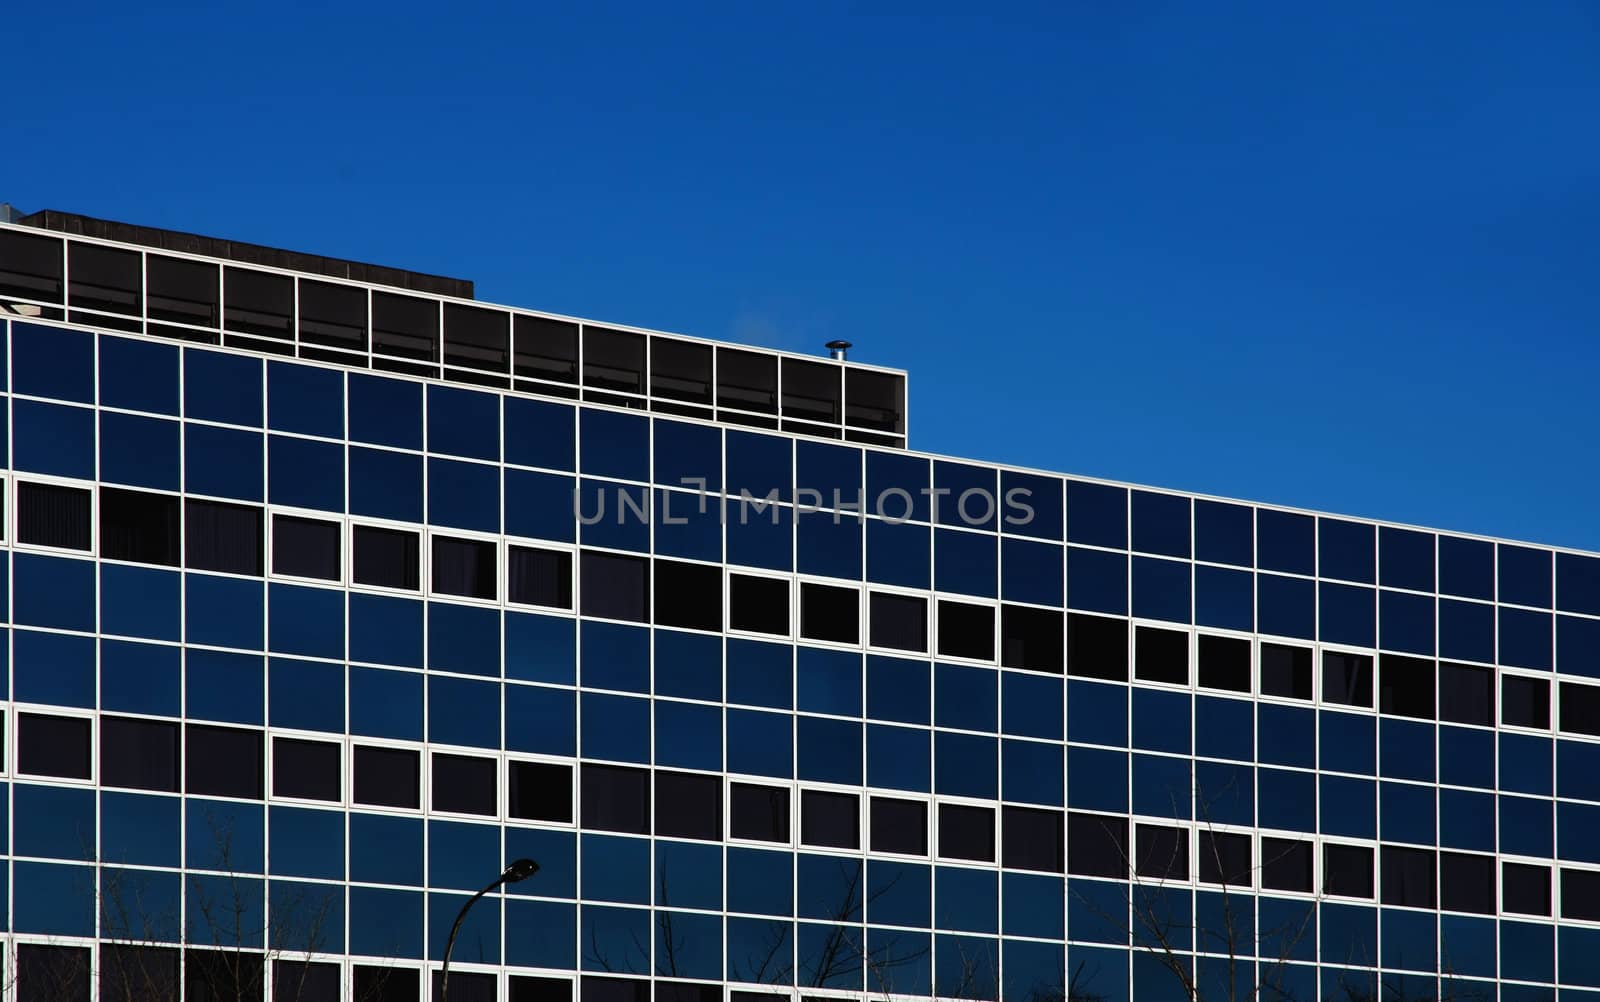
left=581, top=764, right=650, bottom=834
left=1197, top=635, right=1250, bottom=692
left=432, top=753, right=497, bottom=816
left=870, top=796, right=928, bottom=855
left=580, top=551, right=650, bottom=623
left=100, top=716, right=178, bottom=791
left=1438, top=851, right=1494, bottom=915
left=1379, top=846, right=1434, bottom=907
left=800, top=583, right=860, bottom=645
left=509, top=546, right=573, bottom=609
left=871, top=593, right=927, bottom=653
left=186, top=724, right=264, bottom=799
left=272, top=737, right=342, bottom=802
left=1066, top=614, right=1127, bottom=682
left=509, top=760, right=573, bottom=823
left=1260, top=838, right=1312, bottom=892
left=938, top=803, right=995, bottom=862
left=1134, top=626, right=1188, bottom=685
left=1323, top=651, right=1373, bottom=708
left=353, top=525, right=421, bottom=590
left=655, top=561, right=722, bottom=632
left=1561, top=682, right=1600, bottom=737
left=1198, top=830, right=1252, bottom=886
left=1502, top=861, right=1550, bottom=916
left=18, top=712, right=92, bottom=780
left=1503, top=675, right=1550, bottom=729
left=1135, top=823, right=1189, bottom=880
left=1004, top=805, right=1064, bottom=873
left=186, top=499, right=264, bottom=576
left=272, top=515, right=341, bottom=581
left=1066, top=811, right=1127, bottom=878
left=937, top=601, right=994, bottom=661
left=432, top=535, right=497, bottom=600
left=1378, top=655, right=1435, bottom=720
left=19, top=944, right=90, bottom=1002
left=17, top=481, right=91, bottom=550
left=1002, top=605, right=1064, bottom=673
left=655, top=770, right=722, bottom=841
left=1438, top=663, right=1492, bottom=726
left=1323, top=843, right=1374, bottom=898
left=1259, top=643, right=1312, bottom=700
left=101, top=487, right=181, bottom=566
left=730, top=782, right=790, bottom=843
left=353, top=745, right=420, bottom=809
left=800, top=789, right=860, bottom=849
left=729, top=574, right=789, bottom=636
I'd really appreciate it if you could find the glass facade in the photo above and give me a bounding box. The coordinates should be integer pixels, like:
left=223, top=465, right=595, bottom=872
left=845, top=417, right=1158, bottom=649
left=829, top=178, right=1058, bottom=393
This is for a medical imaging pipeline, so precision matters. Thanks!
left=0, top=222, right=1597, bottom=1001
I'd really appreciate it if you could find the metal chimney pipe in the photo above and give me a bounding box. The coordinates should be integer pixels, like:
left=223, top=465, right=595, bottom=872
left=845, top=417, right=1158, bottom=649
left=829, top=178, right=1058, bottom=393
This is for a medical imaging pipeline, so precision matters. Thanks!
left=825, top=340, right=852, bottom=362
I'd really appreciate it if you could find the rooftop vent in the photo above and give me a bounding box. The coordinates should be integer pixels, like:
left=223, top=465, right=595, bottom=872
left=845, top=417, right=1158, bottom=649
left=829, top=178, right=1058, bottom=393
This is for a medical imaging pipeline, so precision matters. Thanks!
left=825, top=339, right=852, bottom=361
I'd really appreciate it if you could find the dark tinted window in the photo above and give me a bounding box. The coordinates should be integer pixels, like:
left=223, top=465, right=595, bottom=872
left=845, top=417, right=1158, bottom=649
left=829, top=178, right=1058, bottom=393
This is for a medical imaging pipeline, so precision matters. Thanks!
left=801, top=790, right=860, bottom=849
left=272, top=737, right=342, bottom=802
left=800, top=583, right=860, bottom=645
left=650, top=337, right=713, bottom=404
left=1002, top=605, right=1064, bottom=673
left=19, top=944, right=90, bottom=1002
left=353, top=745, right=420, bottom=809
left=19, top=713, right=91, bottom=779
left=1564, top=869, right=1600, bottom=922
left=510, top=761, right=573, bottom=823
left=1502, top=675, right=1550, bottom=729
left=0, top=229, right=64, bottom=304
left=444, top=303, right=510, bottom=373
left=432, top=753, right=497, bottom=816
left=938, top=600, right=994, bottom=661
left=1438, top=662, right=1492, bottom=726
left=511, top=977, right=573, bottom=1002
left=101, top=487, right=181, bottom=565
left=18, top=481, right=91, bottom=550
left=69, top=242, right=141, bottom=315
left=371, top=291, right=439, bottom=361
left=655, top=770, right=722, bottom=841
left=508, top=545, right=573, bottom=609
left=781, top=358, right=841, bottom=424
left=581, top=977, right=649, bottom=1002
left=1322, top=651, right=1373, bottom=708
left=1135, top=626, right=1188, bottom=685
left=730, top=783, right=790, bottom=843
left=106, top=945, right=182, bottom=1002
left=432, top=535, right=497, bottom=600
left=1502, top=862, right=1550, bottom=916
left=514, top=315, right=579, bottom=384
left=1261, top=838, right=1312, bottom=892
left=1004, top=806, right=1064, bottom=873
left=147, top=254, right=219, bottom=328
left=1198, top=635, right=1250, bottom=692
left=1199, top=831, right=1252, bottom=886
left=1135, top=824, right=1189, bottom=879
left=1380, top=846, right=1434, bottom=907
left=1438, top=852, right=1494, bottom=915
left=353, top=525, right=420, bottom=590
left=939, top=804, right=996, bottom=862
left=298, top=280, right=368, bottom=352
left=580, top=551, right=649, bottom=623
left=100, top=716, right=178, bottom=792
left=730, top=574, right=789, bottom=635
left=655, top=561, right=723, bottom=631
left=582, top=764, right=650, bottom=834
left=870, top=796, right=928, bottom=855
left=1378, top=655, right=1435, bottom=719
left=186, top=724, right=264, bottom=799
left=1067, top=614, right=1127, bottom=682
left=185, top=499, right=264, bottom=576
left=432, top=971, right=497, bottom=1002
left=1260, top=643, right=1312, bottom=700
left=1323, top=843, right=1374, bottom=898
left=355, top=966, right=416, bottom=1002
left=225, top=267, right=293, bottom=340
left=871, top=593, right=927, bottom=653
left=583, top=327, right=646, bottom=395
left=272, top=514, right=341, bottom=580
left=717, top=347, right=778, bottom=414
left=1562, top=682, right=1600, bottom=737
left=1066, top=812, right=1127, bottom=878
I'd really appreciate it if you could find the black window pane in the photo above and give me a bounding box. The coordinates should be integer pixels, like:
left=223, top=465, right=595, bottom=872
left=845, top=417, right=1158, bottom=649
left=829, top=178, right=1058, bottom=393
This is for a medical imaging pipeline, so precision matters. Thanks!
left=272, top=514, right=341, bottom=581
left=353, top=745, right=420, bottom=809
left=1438, top=662, right=1493, bottom=726
left=103, top=944, right=181, bottom=1001
left=147, top=254, right=219, bottom=328
left=1378, top=655, right=1435, bottom=719
left=514, top=315, right=579, bottom=384
left=1562, top=682, right=1600, bottom=737
left=0, top=229, right=64, bottom=304
left=1324, top=844, right=1374, bottom=899
left=1199, top=831, right=1253, bottom=886
left=1564, top=868, right=1600, bottom=922
left=581, top=976, right=649, bottom=1002
left=431, top=970, right=496, bottom=1002
left=18, top=481, right=91, bottom=550
left=19, top=712, right=92, bottom=780
left=938, top=601, right=994, bottom=661
left=1259, top=643, right=1313, bottom=700
left=69, top=242, right=141, bottom=315
left=1503, top=862, right=1551, bottom=916
left=353, top=525, right=420, bottom=590
left=801, top=790, right=860, bottom=849
left=1438, top=852, right=1494, bottom=915
left=186, top=950, right=265, bottom=1002
left=1066, top=812, right=1128, bottom=878
left=356, top=965, right=417, bottom=1002
left=444, top=303, right=510, bottom=373
left=580, top=551, right=650, bottom=623
left=938, top=804, right=995, bottom=862
left=1261, top=838, right=1313, bottom=892
left=432, top=535, right=497, bottom=600
left=101, top=487, right=180, bottom=565
left=509, top=546, right=573, bottom=609
left=871, top=593, right=928, bottom=653
left=185, top=499, right=264, bottom=576
left=1323, top=651, right=1373, bottom=708
left=650, top=337, right=712, bottom=404
left=581, top=764, right=650, bottom=835
left=511, top=976, right=573, bottom=1002
left=583, top=327, right=647, bottom=395
left=432, top=754, right=497, bottom=816
left=730, top=782, right=790, bottom=843
left=781, top=358, right=840, bottom=424
left=1067, top=614, right=1127, bottom=682
left=298, top=279, right=368, bottom=352
left=100, top=716, right=178, bottom=792
left=655, top=560, right=722, bottom=631
left=272, top=737, right=341, bottom=802
left=19, top=944, right=90, bottom=1002
left=870, top=797, right=928, bottom=855
left=1135, top=625, right=1189, bottom=685
left=1135, top=824, right=1189, bottom=880
left=225, top=267, right=293, bottom=340
left=1002, top=605, right=1063, bottom=673
left=1197, top=634, right=1250, bottom=692
left=655, top=770, right=722, bottom=841
left=1380, top=846, right=1435, bottom=907
left=654, top=983, right=719, bottom=1002
left=186, top=725, right=264, bottom=799
left=800, top=583, right=859, bottom=645
left=1003, top=806, right=1064, bottom=873
left=272, top=960, right=340, bottom=1002
left=730, top=574, right=790, bottom=636
left=510, top=761, right=573, bottom=823
left=1503, top=675, right=1550, bottom=729
left=717, top=347, right=777, bottom=414
left=845, top=367, right=905, bottom=433
left=372, top=291, right=439, bottom=362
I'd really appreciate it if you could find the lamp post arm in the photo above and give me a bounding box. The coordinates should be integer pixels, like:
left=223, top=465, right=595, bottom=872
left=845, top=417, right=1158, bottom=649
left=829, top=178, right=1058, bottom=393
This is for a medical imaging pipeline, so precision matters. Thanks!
left=440, top=876, right=504, bottom=1002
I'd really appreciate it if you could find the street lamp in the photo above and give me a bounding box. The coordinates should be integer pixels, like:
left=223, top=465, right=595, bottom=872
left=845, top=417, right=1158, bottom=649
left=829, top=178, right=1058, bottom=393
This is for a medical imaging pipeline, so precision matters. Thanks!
left=440, top=858, right=540, bottom=1002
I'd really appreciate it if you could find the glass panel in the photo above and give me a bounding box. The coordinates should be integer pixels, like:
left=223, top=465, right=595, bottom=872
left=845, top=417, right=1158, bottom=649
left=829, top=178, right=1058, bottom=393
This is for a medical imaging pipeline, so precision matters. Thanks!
left=101, top=487, right=181, bottom=565
left=781, top=358, right=840, bottom=424
left=844, top=368, right=904, bottom=433
left=353, top=525, right=420, bottom=590
left=185, top=724, right=264, bottom=799
left=353, top=745, right=420, bottom=809
left=272, top=514, right=341, bottom=580
left=514, top=314, right=579, bottom=383
left=508, top=545, right=573, bottom=609
left=372, top=291, right=439, bottom=361
left=297, top=279, right=368, bottom=352
left=432, top=535, right=497, bottom=600
left=716, top=347, right=778, bottom=414
left=272, top=737, right=341, bottom=801
left=432, top=753, right=496, bottom=815
left=146, top=254, right=219, bottom=328
left=651, top=337, right=712, bottom=403
left=583, top=327, right=646, bottom=394
left=100, top=716, right=179, bottom=791
left=185, top=499, right=264, bottom=575
left=69, top=241, right=142, bottom=315
left=18, top=481, right=91, bottom=550
left=444, top=303, right=510, bottom=372
left=0, top=229, right=64, bottom=304
left=19, top=713, right=92, bottom=779
left=510, top=761, right=572, bottom=823
left=224, top=267, right=294, bottom=340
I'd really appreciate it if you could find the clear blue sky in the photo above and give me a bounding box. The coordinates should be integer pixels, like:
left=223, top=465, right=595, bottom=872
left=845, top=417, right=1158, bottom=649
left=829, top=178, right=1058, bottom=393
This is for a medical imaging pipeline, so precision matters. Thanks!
left=7, top=3, right=1598, bottom=548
